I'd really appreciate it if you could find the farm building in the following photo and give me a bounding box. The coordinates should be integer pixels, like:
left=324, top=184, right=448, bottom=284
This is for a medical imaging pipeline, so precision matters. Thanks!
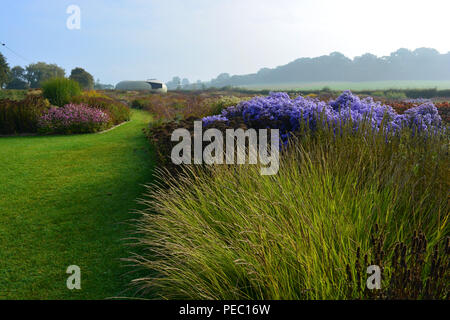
left=115, top=79, right=167, bottom=93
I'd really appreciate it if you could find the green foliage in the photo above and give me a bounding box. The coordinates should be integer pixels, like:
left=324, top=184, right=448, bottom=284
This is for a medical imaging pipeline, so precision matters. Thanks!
left=25, top=62, right=65, bottom=88
left=131, top=98, right=148, bottom=109
left=71, top=95, right=131, bottom=125
left=69, top=67, right=95, bottom=90
left=209, top=95, right=244, bottom=115
left=0, top=52, right=10, bottom=89
left=403, top=88, right=438, bottom=99
left=6, top=66, right=29, bottom=89
left=370, top=90, right=407, bottom=100
left=133, top=122, right=449, bottom=299
left=384, top=91, right=407, bottom=100
left=0, top=89, right=28, bottom=101
left=42, top=78, right=82, bottom=106
left=0, top=95, right=51, bottom=134
left=6, top=77, right=29, bottom=90
left=372, top=91, right=385, bottom=97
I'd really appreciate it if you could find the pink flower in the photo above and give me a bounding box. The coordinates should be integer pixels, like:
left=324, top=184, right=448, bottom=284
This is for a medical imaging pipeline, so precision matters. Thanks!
left=38, top=103, right=111, bottom=134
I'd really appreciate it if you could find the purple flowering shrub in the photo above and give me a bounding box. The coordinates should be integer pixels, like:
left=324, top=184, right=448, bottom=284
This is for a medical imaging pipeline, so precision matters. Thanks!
left=403, top=98, right=432, bottom=105
left=38, top=103, right=111, bottom=134
left=202, top=114, right=229, bottom=126
left=402, top=102, right=442, bottom=132
left=203, top=90, right=444, bottom=143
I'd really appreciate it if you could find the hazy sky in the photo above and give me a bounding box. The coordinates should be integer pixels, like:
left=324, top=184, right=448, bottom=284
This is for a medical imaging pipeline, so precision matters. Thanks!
left=1, top=0, right=450, bottom=85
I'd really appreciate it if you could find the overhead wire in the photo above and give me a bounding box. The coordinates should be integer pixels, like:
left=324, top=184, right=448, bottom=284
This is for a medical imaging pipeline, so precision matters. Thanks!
left=0, top=42, right=31, bottom=63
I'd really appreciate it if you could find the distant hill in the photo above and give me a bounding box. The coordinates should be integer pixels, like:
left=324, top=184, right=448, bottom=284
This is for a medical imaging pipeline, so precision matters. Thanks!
left=206, top=48, right=450, bottom=88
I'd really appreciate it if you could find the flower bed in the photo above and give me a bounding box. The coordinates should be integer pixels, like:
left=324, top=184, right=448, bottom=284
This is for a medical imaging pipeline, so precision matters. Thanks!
left=384, top=99, right=449, bottom=123
left=0, top=96, right=51, bottom=134
left=136, top=103, right=449, bottom=300
left=70, top=95, right=131, bottom=125
left=203, top=91, right=444, bottom=144
left=38, top=103, right=111, bottom=134
left=435, top=101, right=450, bottom=123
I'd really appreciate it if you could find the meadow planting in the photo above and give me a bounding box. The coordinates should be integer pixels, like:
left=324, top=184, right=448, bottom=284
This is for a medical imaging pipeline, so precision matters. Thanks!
left=0, top=95, right=51, bottom=134
left=130, top=90, right=449, bottom=300
left=0, top=85, right=130, bottom=135
left=1, top=87, right=448, bottom=300
left=3, top=1, right=450, bottom=305
left=38, top=103, right=111, bottom=134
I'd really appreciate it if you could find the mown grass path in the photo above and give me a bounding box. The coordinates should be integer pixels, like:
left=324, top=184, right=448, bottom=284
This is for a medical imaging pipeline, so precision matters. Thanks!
left=0, top=110, right=154, bottom=299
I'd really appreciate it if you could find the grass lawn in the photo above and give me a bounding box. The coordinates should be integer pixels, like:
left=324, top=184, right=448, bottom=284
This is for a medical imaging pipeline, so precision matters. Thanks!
left=0, top=110, right=154, bottom=299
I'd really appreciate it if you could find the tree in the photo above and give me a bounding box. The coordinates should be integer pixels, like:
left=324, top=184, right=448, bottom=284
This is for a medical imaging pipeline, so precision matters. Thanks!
left=10, top=66, right=26, bottom=80
left=94, top=78, right=101, bottom=89
left=0, top=52, right=10, bottom=89
left=205, top=47, right=450, bottom=85
left=181, top=78, right=190, bottom=88
left=69, top=67, right=94, bottom=90
left=25, top=62, right=65, bottom=88
left=6, top=66, right=29, bottom=89
left=166, top=76, right=181, bottom=90
left=211, top=73, right=230, bottom=86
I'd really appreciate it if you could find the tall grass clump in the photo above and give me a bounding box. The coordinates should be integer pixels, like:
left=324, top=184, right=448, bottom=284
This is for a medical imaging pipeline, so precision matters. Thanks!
left=42, top=78, right=81, bottom=107
left=130, top=120, right=449, bottom=299
left=71, top=95, right=131, bottom=125
left=0, top=89, right=28, bottom=101
left=0, top=95, right=51, bottom=134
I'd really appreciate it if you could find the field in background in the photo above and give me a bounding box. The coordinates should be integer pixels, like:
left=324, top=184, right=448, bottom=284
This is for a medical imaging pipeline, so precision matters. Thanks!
left=238, top=80, right=450, bottom=91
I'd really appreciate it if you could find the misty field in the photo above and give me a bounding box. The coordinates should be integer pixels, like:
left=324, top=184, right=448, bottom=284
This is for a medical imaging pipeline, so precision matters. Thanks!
left=239, top=80, right=450, bottom=91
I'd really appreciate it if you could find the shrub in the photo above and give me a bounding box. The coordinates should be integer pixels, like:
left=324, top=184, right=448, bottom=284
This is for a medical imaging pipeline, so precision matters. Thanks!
left=202, top=91, right=443, bottom=145
left=82, top=90, right=109, bottom=99
left=38, top=103, right=110, bottom=134
left=0, top=95, right=51, bottom=134
left=42, top=78, right=82, bottom=107
left=384, top=91, right=407, bottom=100
left=208, top=96, right=245, bottom=115
left=70, top=95, right=130, bottom=125
left=0, top=89, right=28, bottom=101
left=372, top=91, right=385, bottom=97
left=131, top=98, right=148, bottom=109
left=132, top=120, right=449, bottom=299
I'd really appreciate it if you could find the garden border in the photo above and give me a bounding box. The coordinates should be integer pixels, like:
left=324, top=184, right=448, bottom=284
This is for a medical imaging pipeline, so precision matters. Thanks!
left=0, top=120, right=132, bottom=138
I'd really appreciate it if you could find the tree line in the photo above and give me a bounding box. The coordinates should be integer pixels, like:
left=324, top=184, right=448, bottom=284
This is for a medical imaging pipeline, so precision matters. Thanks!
left=166, top=76, right=206, bottom=90
left=205, top=48, right=450, bottom=87
left=0, top=52, right=100, bottom=90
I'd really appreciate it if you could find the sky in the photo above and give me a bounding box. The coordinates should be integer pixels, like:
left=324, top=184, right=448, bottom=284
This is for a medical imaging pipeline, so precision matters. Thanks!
left=1, top=0, right=450, bottom=85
